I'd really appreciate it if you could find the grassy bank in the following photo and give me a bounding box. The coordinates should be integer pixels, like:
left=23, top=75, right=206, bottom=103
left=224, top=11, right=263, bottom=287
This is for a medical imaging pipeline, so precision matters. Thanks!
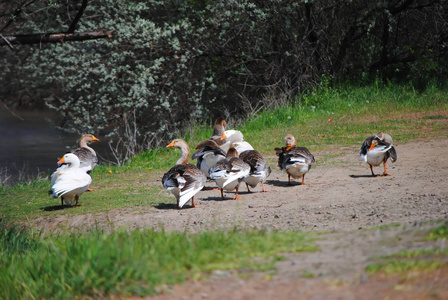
left=366, top=224, right=448, bottom=275
left=0, top=223, right=317, bottom=298
left=1, top=81, right=447, bottom=221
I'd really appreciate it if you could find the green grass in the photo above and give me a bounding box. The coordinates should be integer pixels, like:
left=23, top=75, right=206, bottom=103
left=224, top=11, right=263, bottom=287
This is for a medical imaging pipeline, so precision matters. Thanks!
left=1, top=80, right=448, bottom=221
left=426, top=223, right=448, bottom=240
left=0, top=224, right=317, bottom=298
left=366, top=223, right=448, bottom=276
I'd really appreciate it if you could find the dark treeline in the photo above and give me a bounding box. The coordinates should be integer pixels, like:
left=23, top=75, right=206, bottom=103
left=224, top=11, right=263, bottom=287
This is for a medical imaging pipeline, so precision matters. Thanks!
left=1, top=0, right=446, bottom=163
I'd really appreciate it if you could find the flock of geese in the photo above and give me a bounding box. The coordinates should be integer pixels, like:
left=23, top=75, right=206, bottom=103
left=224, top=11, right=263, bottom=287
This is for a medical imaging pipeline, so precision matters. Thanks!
left=49, top=118, right=397, bottom=209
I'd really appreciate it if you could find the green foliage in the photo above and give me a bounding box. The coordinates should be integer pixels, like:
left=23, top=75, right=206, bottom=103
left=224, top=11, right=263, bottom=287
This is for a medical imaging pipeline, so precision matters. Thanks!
left=426, top=224, right=448, bottom=240
left=366, top=223, right=448, bottom=276
left=0, top=228, right=317, bottom=298
left=0, top=221, right=40, bottom=255
left=1, top=0, right=447, bottom=164
left=366, top=259, right=447, bottom=275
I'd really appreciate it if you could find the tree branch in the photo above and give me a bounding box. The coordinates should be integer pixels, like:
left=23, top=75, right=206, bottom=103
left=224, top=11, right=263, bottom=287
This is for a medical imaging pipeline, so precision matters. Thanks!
left=67, top=0, right=88, bottom=33
left=0, top=30, right=114, bottom=46
left=0, top=0, right=38, bottom=33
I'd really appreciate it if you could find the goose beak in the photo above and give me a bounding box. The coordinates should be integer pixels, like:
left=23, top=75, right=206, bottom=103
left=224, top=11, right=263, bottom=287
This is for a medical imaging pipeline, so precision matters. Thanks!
left=57, top=157, right=65, bottom=165
left=369, top=143, right=376, bottom=150
left=221, top=133, right=227, bottom=140
left=195, top=145, right=200, bottom=149
left=166, top=141, right=175, bottom=148
left=286, top=145, right=292, bottom=151
left=92, top=135, right=100, bottom=142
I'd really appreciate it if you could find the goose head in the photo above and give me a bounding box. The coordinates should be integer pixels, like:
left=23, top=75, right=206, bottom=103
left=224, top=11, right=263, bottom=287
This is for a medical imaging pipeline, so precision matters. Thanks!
left=221, top=130, right=244, bottom=143
left=284, top=134, right=297, bottom=151
left=369, top=138, right=380, bottom=150
left=79, top=134, right=100, bottom=148
left=212, top=118, right=227, bottom=137
left=226, top=147, right=239, bottom=158
left=167, top=139, right=190, bottom=165
left=195, top=139, right=219, bottom=150
left=57, top=153, right=81, bottom=168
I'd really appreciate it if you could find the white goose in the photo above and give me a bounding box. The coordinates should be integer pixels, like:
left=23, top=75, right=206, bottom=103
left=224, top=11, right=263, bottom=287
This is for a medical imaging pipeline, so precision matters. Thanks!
left=220, top=130, right=254, bottom=153
left=51, top=153, right=92, bottom=206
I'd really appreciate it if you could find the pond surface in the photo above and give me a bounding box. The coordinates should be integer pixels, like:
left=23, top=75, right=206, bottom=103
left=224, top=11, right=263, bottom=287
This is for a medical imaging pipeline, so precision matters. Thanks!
left=0, top=107, right=111, bottom=186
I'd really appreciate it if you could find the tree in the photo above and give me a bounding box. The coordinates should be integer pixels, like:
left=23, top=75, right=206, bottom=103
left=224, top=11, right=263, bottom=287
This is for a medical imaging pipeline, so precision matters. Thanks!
left=1, top=0, right=447, bottom=164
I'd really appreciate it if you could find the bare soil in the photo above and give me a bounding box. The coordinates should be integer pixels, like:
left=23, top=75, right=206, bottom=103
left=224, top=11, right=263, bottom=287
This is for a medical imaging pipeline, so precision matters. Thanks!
left=31, top=136, right=448, bottom=299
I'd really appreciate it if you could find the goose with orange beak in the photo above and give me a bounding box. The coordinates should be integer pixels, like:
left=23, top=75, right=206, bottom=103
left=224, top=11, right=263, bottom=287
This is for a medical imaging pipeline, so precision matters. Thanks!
left=275, top=134, right=315, bottom=185
left=51, top=153, right=92, bottom=206
left=162, top=139, right=206, bottom=208
left=360, top=132, right=397, bottom=176
left=219, top=130, right=254, bottom=154
left=58, top=134, right=100, bottom=174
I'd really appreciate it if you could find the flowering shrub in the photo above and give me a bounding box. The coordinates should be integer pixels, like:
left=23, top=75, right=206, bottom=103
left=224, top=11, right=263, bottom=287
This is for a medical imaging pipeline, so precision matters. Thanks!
left=1, top=0, right=447, bottom=164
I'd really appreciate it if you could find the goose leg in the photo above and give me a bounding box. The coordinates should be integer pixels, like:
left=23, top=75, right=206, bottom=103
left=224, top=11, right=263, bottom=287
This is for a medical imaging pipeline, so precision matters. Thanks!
left=261, top=180, right=268, bottom=192
left=191, top=197, right=195, bottom=208
left=61, top=197, right=64, bottom=206
left=234, top=186, right=242, bottom=200
left=75, top=195, right=79, bottom=207
left=220, top=188, right=225, bottom=200
left=301, top=174, right=306, bottom=185
left=288, top=174, right=292, bottom=185
left=370, top=165, right=376, bottom=176
left=382, top=162, right=391, bottom=176
left=246, top=183, right=251, bottom=193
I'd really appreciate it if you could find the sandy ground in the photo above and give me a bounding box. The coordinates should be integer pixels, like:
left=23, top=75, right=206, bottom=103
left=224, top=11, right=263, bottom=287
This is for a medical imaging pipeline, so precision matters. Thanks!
left=31, top=136, right=448, bottom=299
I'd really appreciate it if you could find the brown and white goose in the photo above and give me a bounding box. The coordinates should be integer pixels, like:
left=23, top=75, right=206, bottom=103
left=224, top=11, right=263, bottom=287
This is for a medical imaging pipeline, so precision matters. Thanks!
left=191, top=139, right=226, bottom=178
left=275, top=134, right=315, bottom=185
left=51, top=153, right=92, bottom=206
left=59, top=134, right=99, bottom=174
left=210, top=117, right=227, bottom=146
left=162, top=139, right=207, bottom=208
left=239, top=149, right=271, bottom=192
left=360, top=132, right=397, bottom=176
left=208, top=147, right=250, bottom=200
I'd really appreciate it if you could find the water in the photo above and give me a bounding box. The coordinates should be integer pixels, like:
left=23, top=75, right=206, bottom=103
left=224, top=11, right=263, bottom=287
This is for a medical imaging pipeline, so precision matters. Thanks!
left=0, top=107, right=110, bottom=186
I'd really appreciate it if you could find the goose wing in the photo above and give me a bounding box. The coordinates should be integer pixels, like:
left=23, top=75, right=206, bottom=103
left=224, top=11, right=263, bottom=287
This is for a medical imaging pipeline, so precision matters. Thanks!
left=162, top=164, right=206, bottom=208
left=51, top=170, right=92, bottom=198
left=285, top=147, right=315, bottom=166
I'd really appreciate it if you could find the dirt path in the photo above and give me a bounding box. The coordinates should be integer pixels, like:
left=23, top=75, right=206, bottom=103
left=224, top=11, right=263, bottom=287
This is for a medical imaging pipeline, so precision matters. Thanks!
left=31, top=137, right=448, bottom=299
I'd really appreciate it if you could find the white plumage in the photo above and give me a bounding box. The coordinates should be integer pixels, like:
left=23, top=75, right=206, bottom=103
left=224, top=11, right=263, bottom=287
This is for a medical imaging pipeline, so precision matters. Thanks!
left=219, top=130, right=254, bottom=153
left=51, top=153, right=92, bottom=206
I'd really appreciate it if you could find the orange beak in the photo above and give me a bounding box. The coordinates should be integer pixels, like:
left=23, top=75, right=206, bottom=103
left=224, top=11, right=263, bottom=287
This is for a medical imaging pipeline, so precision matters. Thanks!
left=195, top=145, right=200, bottom=149
left=221, top=133, right=227, bottom=140
left=286, top=145, right=292, bottom=151
left=92, top=135, right=100, bottom=142
left=57, top=157, right=65, bottom=165
left=166, top=141, right=175, bottom=148
left=369, top=143, right=376, bottom=150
